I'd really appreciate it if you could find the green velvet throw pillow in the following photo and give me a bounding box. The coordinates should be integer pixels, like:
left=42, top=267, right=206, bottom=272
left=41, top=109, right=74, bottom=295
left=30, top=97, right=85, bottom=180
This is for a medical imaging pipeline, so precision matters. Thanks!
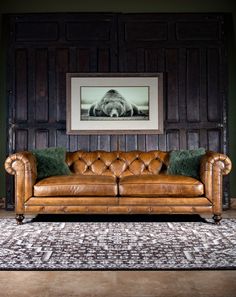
left=32, top=147, right=71, bottom=179
left=167, top=148, right=206, bottom=179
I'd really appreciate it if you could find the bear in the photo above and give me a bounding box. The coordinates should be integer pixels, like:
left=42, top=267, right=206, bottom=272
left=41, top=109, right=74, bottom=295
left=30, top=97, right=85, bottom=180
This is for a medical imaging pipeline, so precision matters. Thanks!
left=88, top=89, right=141, bottom=117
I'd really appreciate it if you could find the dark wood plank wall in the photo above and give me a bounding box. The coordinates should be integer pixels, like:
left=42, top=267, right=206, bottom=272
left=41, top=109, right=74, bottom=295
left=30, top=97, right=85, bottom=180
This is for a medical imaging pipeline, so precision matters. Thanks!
left=5, top=13, right=229, bottom=208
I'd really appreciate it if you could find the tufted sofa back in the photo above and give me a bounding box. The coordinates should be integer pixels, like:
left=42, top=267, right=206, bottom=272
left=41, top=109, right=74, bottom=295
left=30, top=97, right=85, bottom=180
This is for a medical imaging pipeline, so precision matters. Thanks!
left=66, top=150, right=169, bottom=178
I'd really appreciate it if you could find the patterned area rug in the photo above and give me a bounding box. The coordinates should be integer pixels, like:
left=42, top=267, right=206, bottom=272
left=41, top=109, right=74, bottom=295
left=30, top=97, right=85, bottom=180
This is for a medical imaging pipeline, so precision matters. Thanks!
left=0, top=216, right=236, bottom=270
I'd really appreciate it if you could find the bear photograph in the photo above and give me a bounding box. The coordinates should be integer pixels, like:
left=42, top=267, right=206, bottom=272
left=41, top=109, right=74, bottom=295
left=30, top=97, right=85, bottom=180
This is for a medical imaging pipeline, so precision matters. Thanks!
left=80, top=86, right=149, bottom=121
left=67, top=73, right=163, bottom=134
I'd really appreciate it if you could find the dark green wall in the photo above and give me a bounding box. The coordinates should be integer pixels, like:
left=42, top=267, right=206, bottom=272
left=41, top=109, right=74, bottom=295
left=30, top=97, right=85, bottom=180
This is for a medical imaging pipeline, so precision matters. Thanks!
left=0, top=0, right=235, bottom=200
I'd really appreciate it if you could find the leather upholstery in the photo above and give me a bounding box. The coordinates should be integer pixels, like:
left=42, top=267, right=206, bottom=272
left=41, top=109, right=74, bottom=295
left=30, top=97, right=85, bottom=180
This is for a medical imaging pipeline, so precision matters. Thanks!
left=119, top=175, right=204, bottom=197
left=34, top=175, right=117, bottom=197
left=200, top=151, right=232, bottom=215
left=4, top=149, right=232, bottom=219
left=5, top=151, right=37, bottom=213
left=66, top=150, right=167, bottom=177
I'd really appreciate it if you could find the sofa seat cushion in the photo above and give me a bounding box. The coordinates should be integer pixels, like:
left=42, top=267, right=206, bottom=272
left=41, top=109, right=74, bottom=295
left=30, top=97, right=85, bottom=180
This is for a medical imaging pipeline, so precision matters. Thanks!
left=34, top=175, right=118, bottom=197
left=119, top=175, right=204, bottom=197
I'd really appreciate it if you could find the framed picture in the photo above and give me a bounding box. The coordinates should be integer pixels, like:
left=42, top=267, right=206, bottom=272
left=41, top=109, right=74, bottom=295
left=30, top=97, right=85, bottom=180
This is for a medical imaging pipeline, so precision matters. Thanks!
left=66, top=73, right=163, bottom=135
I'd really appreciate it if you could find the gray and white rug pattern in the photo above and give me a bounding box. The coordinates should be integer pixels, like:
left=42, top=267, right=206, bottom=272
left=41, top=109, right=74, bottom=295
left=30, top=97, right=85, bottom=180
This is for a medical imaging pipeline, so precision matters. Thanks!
left=0, top=218, right=236, bottom=270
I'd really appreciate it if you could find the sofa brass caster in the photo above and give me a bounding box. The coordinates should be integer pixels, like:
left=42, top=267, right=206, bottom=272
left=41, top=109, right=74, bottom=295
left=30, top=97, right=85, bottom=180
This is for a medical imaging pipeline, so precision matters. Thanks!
left=213, top=215, right=222, bottom=225
left=16, top=214, right=25, bottom=225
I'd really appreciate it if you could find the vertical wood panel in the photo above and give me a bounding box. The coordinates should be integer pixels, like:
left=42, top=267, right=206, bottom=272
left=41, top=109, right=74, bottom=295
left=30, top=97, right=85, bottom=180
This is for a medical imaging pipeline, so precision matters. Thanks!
left=15, top=129, right=28, bottom=151
left=69, top=48, right=77, bottom=72
left=167, top=130, right=180, bottom=150
left=15, top=49, right=28, bottom=121
left=146, top=135, right=159, bottom=151
left=208, top=129, right=221, bottom=152
left=126, top=135, right=137, bottom=151
left=158, top=134, right=166, bottom=151
left=179, top=129, right=187, bottom=149
left=136, top=48, right=145, bottom=72
left=118, top=135, right=126, bottom=151
left=28, top=129, right=36, bottom=151
left=156, top=48, right=167, bottom=152
left=200, top=129, right=208, bottom=149
left=35, top=130, right=49, bottom=149
left=35, top=49, right=49, bottom=122
left=77, top=48, right=90, bottom=72
left=69, top=135, right=78, bottom=152
left=166, top=49, right=179, bottom=122
left=56, top=129, right=69, bottom=149
left=48, top=48, right=57, bottom=127
left=90, top=48, right=98, bottom=72
left=77, top=135, right=90, bottom=150
left=110, top=135, right=118, bottom=151
left=98, top=135, right=110, bottom=151
left=56, top=49, right=69, bottom=122
left=98, top=48, right=110, bottom=72
left=122, top=49, right=137, bottom=72
left=145, top=49, right=158, bottom=72
left=207, top=48, right=220, bottom=122
left=186, top=49, right=200, bottom=122
left=199, top=49, right=208, bottom=122
left=28, top=49, right=36, bottom=123
left=110, top=135, right=128, bottom=151
left=178, top=48, right=187, bottom=121
left=90, top=135, right=98, bottom=151
left=187, top=130, right=200, bottom=149
left=137, top=135, right=146, bottom=151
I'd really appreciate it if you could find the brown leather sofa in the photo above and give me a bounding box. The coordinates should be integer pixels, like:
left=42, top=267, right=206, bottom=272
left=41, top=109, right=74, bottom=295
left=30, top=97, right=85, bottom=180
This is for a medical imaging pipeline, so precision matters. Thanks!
left=5, top=150, right=232, bottom=224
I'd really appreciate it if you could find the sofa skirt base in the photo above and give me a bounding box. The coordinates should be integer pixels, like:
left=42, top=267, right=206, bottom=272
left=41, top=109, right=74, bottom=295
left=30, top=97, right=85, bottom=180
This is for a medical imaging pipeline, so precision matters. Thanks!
left=13, top=196, right=214, bottom=223
left=23, top=205, right=213, bottom=215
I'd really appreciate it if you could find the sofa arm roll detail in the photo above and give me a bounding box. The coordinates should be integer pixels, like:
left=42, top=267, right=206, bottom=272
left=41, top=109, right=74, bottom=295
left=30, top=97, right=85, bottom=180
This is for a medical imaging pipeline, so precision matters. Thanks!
left=200, top=151, right=232, bottom=176
left=5, top=151, right=37, bottom=177
left=5, top=152, right=37, bottom=211
left=200, top=151, right=232, bottom=216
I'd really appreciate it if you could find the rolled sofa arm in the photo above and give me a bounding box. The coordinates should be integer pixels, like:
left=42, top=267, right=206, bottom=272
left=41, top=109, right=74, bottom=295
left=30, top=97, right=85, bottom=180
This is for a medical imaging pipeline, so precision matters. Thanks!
left=200, top=151, right=232, bottom=176
left=200, top=151, right=232, bottom=215
left=5, top=151, right=37, bottom=212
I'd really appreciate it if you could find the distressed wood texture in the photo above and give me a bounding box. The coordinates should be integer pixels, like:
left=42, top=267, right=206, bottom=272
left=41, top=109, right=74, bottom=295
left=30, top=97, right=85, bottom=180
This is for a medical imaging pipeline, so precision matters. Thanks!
left=5, top=13, right=229, bottom=209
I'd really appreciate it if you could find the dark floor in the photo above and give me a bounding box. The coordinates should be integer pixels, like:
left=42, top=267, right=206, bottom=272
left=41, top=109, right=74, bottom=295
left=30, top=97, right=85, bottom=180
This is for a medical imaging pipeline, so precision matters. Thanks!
left=0, top=200, right=235, bottom=297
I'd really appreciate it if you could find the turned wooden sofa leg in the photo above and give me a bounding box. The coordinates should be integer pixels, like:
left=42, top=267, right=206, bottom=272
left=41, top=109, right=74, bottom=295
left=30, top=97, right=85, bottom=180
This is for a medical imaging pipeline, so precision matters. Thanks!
left=213, top=214, right=222, bottom=225
left=16, top=214, right=25, bottom=225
